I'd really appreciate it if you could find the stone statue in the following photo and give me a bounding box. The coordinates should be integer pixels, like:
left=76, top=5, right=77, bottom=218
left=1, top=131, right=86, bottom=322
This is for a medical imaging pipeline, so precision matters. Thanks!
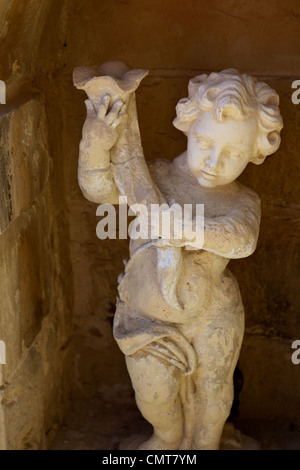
left=73, top=62, right=283, bottom=450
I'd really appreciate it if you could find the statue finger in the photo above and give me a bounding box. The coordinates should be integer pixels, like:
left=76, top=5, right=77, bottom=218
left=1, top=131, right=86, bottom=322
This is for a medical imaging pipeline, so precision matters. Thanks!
left=106, top=99, right=124, bottom=125
left=97, top=95, right=111, bottom=119
left=84, top=99, right=96, bottom=117
left=111, top=103, right=127, bottom=128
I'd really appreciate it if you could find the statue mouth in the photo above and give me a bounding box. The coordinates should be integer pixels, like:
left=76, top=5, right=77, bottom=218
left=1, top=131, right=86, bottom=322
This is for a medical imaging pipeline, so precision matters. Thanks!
left=199, top=170, right=219, bottom=178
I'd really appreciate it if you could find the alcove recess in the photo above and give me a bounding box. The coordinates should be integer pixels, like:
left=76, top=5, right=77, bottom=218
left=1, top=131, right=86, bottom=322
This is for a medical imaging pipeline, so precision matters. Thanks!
left=0, top=0, right=299, bottom=450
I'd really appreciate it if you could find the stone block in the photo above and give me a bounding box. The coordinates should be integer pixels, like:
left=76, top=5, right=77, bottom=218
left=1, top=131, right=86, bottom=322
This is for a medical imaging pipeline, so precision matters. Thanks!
left=0, top=94, right=51, bottom=234
left=0, top=193, right=56, bottom=380
left=1, top=314, right=73, bottom=450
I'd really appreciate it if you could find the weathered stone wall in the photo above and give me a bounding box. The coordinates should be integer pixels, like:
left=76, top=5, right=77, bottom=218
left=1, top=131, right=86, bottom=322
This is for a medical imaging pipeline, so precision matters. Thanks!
left=0, top=0, right=74, bottom=450
left=1, top=0, right=300, bottom=450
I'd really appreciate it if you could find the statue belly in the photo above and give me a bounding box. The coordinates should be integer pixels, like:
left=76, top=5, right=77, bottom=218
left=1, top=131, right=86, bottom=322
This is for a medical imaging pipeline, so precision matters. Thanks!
left=118, top=246, right=218, bottom=324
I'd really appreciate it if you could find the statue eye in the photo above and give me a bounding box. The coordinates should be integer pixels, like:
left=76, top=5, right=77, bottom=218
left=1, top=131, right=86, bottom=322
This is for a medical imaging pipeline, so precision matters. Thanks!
left=226, top=148, right=243, bottom=159
left=196, top=137, right=212, bottom=149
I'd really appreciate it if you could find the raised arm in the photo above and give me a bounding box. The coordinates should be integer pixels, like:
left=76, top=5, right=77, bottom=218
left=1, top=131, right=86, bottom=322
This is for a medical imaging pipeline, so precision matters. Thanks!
left=78, top=96, right=125, bottom=204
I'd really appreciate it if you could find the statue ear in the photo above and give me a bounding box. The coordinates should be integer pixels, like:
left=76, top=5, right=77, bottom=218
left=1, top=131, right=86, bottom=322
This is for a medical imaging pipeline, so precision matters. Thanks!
left=251, top=130, right=281, bottom=164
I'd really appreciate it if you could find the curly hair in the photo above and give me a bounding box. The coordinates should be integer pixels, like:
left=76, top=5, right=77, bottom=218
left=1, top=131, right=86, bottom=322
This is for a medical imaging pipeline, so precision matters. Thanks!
left=173, top=69, right=283, bottom=164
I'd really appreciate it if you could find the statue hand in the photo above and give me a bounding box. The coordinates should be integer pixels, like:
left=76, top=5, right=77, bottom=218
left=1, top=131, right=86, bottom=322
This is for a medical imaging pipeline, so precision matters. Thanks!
left=149, top=207, right=185, bottom=247
left=82, top=95, right=126, bottom=150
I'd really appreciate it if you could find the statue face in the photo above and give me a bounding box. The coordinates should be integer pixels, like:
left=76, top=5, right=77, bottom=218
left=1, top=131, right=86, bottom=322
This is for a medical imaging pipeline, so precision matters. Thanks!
left=187, top=109, right=258, bottom=188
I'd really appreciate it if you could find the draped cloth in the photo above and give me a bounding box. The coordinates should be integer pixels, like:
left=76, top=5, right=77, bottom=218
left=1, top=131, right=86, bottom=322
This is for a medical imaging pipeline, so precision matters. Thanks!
left=113, top=300, right=198, bottom=449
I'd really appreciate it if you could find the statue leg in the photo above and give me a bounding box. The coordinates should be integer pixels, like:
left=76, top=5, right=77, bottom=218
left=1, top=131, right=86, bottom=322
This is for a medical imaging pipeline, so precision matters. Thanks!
left=125, top=351, right=183, bottom=450
left=191, top=310, right=244, bottom=450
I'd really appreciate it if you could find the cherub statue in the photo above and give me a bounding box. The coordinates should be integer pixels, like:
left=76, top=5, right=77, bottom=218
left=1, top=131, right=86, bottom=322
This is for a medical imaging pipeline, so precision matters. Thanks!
left=73, top=62, right=283, bottom=450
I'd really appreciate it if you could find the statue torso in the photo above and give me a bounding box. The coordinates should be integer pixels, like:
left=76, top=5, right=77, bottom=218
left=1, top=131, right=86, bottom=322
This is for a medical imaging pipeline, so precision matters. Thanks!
left=117, top=157, right=252, bottom=330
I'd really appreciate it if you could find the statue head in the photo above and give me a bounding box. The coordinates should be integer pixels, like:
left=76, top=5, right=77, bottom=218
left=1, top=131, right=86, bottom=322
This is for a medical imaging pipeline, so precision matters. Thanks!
left=173, top=69, right=283, bottom=187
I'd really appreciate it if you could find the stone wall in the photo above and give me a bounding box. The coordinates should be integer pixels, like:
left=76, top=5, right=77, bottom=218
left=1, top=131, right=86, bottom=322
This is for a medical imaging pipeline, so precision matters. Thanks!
left=1, top=0, right=300, bottom=449
left=0, top=0, right=74, bottom=450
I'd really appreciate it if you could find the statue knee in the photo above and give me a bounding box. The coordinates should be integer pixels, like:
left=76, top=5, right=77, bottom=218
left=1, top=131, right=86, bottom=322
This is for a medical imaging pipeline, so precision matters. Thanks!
left=126, top=353, right=180, bottom=405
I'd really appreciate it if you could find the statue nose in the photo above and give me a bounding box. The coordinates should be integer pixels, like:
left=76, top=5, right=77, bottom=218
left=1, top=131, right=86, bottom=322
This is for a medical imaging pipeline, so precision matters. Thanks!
left=204, top=151, right=223, bottom=171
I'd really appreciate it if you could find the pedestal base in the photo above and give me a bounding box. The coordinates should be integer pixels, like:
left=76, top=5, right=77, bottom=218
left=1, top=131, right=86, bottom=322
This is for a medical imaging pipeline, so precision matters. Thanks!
left=119, top=422, right=260, bottom=450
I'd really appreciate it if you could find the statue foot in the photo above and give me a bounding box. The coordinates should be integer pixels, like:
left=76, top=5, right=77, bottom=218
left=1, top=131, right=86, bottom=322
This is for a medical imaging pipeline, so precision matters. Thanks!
left=138, top=434, right=180, bottom=450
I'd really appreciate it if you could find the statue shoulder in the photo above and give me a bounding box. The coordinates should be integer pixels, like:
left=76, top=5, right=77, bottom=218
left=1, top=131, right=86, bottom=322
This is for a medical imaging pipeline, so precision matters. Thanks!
left=234, top=181, right=261, bottom=210
left=147, top=158, right=173, bottom=181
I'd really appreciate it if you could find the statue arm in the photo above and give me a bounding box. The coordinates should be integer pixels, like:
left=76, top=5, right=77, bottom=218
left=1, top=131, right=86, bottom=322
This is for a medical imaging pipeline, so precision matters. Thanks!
left=78, top=97, right=124, bottom=205
left=201, top=190, right=261, bottom=259
left=174, top=188, right=261, bottom=257
left=78, top=140, right=120, bottom=205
